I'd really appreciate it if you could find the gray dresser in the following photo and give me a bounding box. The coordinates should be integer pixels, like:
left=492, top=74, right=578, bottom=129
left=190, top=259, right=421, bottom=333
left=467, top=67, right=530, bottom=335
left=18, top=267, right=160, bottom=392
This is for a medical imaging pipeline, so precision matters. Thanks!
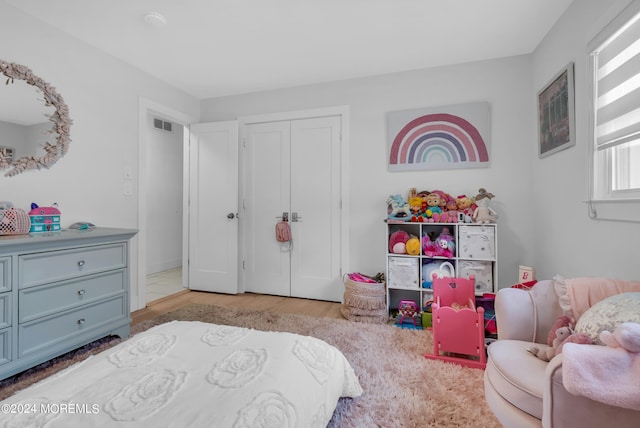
left=0, top=227, right=137, bottom=380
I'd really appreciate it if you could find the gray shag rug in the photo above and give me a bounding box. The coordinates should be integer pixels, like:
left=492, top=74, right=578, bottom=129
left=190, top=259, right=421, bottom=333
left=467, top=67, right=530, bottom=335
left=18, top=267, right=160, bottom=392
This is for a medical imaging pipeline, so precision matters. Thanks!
left=0, top=303, right=500, bottom=427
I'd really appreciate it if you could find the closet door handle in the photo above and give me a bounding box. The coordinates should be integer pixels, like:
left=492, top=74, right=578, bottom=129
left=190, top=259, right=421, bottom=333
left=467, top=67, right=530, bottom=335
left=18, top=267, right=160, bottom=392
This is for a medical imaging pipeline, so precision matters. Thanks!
left=291, top=212, right=302, bottom=222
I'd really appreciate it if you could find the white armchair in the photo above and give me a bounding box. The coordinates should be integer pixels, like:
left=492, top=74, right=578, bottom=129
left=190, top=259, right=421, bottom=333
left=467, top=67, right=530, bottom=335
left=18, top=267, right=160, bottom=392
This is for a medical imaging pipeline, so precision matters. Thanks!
left=484, top=280, right=640, bottom=428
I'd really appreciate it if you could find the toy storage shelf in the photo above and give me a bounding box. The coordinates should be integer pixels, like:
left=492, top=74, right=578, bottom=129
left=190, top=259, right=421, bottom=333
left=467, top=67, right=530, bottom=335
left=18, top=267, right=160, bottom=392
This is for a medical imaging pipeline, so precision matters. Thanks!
left=386, top=222, right=497, bottom=318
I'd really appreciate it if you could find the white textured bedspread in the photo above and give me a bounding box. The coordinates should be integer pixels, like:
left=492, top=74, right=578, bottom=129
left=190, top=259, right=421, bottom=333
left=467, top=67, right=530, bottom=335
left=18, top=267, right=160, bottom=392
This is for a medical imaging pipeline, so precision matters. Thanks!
left=0, top=320, right=363, bottom=427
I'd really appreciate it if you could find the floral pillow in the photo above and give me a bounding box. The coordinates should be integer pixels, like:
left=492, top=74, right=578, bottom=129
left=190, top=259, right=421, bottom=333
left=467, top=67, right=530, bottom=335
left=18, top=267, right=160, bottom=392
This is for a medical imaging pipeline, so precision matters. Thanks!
left=574, top=292, right=640, bottom=345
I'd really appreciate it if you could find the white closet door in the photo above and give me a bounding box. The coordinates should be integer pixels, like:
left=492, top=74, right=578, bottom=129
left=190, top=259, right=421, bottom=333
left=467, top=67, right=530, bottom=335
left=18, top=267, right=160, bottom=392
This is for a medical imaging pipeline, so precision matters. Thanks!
left=289, top=116, right=342, bottom=301
left=188, top=121, right=239, bottom=293
left=242, top=116, right=342, bottom=301
left=243, top=121, right=291, bottom=297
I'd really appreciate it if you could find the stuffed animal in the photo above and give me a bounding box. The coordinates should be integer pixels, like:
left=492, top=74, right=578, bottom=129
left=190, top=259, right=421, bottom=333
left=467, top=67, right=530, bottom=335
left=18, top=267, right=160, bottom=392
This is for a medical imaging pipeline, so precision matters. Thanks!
left=456, top=194, right=476, bottom=223
left=600, top=322, right=640, bottom=353
left=434, top=227, right=455, bottom=258
left=409, top=197, right=426, bottom=222
left=424, top=192, right=443, bottom=222
left=405, top=236, right=421, bottom=255
left=472, top=188, right=497, bottom=224
left=422, top=232, right=438, bottom=257
left=387, top=194, right=411, bottom=220
left=389, top=230, right=410, bottom=254
left=528, top=326, right=574, bottom=362
left=442, top=196, right=459, bottom=223
left=528, top=315, right=593, bottom=361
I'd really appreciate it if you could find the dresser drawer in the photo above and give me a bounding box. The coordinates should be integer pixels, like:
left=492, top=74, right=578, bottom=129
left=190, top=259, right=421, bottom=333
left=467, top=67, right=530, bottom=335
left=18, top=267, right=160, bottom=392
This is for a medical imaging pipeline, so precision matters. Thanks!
left=19, top=243, right=127, bottom=289
left=19, top=270, right=126, bottom=323
left=18, top=295, right=128, bottom=357
left=0, top=292, right=10, bottom=329
left=0, top=257, right=10, bottom=293
left=0, top=327, right=11, bottom=366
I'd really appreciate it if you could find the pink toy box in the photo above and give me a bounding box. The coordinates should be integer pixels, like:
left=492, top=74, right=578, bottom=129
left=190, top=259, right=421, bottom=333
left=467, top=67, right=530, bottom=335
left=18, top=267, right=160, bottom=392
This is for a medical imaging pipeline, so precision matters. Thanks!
left=29, top=203, right=61, bottom=233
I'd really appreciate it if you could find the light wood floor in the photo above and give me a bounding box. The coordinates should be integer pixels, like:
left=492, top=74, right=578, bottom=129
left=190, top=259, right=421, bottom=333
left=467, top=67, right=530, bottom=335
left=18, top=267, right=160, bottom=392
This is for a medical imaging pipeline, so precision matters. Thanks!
left=131, top=290, right=344, bottom=327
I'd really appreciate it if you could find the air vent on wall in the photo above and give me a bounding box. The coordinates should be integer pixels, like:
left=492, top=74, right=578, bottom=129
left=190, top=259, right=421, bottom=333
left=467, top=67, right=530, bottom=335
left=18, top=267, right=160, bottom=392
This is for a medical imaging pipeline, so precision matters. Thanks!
left=153, top=117, right=173, bottom=133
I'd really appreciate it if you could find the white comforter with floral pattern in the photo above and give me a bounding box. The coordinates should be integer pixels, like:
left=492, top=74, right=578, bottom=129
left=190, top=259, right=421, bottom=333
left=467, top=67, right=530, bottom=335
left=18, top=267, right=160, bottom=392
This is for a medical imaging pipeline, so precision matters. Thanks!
left=0, top=321, right=362, bottom=427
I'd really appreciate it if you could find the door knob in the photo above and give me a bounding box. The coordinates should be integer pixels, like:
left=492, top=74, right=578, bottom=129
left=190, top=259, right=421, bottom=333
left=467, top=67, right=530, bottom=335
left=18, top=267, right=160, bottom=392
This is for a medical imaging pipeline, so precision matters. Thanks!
left=226, top=213, right=235, bottom=219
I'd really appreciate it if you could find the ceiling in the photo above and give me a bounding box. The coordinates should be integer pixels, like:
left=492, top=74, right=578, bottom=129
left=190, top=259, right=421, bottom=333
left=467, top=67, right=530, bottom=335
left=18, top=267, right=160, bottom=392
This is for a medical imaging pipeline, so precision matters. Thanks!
left=5, top=0, right=573, bottom=100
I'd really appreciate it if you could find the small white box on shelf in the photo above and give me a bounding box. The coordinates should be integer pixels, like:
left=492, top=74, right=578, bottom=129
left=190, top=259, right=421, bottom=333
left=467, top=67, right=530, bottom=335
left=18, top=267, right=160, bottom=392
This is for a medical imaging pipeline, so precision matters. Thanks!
left=458, top=260, right=494, bottom=294
left=458, top=225, right=496, bottom=259
left=388, top=257, right=419, bottom=289
left=518, top=265, right=536, bottom=282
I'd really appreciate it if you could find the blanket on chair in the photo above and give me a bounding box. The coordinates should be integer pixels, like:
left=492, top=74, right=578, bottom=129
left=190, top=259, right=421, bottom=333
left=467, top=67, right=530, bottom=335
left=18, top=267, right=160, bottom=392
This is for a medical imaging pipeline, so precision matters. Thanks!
left=555, top=277, right=640, bottom=321
left=562, top=342, right=640, bottom=411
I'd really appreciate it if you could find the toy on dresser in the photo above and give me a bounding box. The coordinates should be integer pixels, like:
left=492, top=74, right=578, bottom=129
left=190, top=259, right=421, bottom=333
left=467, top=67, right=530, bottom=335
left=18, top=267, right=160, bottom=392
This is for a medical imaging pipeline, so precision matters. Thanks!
left=29, top=202, right=61, bottom=233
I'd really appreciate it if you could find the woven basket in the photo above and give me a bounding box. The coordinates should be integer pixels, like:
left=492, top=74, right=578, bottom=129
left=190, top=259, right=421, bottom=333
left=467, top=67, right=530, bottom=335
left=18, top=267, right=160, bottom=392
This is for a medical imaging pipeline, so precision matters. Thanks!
left=341, top=277, right=387, bottom=324
left=0, top=208, right=31, bottom=235
left=340, top=304, right=389, bottom=324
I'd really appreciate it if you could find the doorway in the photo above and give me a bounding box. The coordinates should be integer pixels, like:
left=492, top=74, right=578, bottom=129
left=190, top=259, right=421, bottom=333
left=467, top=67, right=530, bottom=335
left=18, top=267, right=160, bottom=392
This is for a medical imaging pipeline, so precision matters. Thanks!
left=144, top=113, right=185, bottom=304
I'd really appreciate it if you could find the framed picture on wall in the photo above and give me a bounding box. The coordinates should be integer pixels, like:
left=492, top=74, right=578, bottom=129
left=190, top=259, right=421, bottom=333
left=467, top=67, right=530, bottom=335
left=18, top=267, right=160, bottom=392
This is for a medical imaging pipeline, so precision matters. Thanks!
left=537, top=62, right=575, bottom=158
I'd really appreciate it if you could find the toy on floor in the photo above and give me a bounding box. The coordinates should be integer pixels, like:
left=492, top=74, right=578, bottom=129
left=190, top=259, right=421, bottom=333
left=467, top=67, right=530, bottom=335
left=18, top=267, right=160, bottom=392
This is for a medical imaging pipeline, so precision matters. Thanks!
left=424, top=274, right=487, bottom=369
left=396, top=300, right=419, bottom=326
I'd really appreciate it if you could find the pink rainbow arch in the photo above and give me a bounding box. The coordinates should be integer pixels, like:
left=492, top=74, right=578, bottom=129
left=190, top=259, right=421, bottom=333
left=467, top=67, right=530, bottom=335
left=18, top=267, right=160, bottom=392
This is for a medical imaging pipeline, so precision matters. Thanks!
left=389, top=113, right=488, bottom=165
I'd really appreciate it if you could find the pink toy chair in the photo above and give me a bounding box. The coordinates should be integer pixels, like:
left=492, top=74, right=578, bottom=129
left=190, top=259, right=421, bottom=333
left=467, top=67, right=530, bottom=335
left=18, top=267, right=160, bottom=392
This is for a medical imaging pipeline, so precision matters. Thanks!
left=424, top=274, right=486, bottom=369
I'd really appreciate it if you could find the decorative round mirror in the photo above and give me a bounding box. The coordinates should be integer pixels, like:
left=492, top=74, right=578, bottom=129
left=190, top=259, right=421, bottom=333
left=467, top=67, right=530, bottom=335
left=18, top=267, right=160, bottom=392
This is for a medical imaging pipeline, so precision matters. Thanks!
left=0, top=60, right=72, bottom=177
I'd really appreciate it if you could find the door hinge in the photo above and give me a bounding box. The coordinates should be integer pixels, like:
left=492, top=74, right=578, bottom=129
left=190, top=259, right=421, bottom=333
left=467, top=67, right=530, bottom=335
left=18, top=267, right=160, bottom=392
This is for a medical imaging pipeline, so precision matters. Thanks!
left=242, top=260, right=246, bottom=270
left=242, top=138, right=246, bottom=148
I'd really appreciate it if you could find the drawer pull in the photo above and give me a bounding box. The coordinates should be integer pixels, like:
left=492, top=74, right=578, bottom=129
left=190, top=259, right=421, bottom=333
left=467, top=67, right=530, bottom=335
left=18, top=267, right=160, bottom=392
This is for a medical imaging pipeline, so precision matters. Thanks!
left=77, top=318, right=85, bottom=325
left=77, top=260, right=85, bottom=267
left=77, top=289, right=86, bottom=296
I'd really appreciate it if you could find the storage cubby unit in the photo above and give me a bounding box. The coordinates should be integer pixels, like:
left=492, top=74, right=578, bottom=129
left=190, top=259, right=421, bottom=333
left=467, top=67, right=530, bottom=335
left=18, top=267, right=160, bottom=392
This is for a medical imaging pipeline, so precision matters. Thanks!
left=386, top=222, right=497, bottom=317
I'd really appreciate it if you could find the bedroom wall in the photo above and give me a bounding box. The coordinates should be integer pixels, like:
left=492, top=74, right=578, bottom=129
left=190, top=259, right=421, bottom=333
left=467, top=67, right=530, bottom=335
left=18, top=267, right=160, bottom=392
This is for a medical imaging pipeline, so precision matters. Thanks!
left=531, top=0, right=640, bottom=281
left=0, top=3, right=200, bottom=308
left=201, top=55, right=537, bottom=288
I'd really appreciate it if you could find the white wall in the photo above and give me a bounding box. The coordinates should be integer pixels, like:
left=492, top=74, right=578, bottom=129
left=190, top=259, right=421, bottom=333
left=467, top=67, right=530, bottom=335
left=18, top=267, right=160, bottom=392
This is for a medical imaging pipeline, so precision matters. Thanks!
left=0, top=3, right=200, bottom=307
left=202, top=55, right=537, bottom=287
left=531, top=0, right=640, bottom=280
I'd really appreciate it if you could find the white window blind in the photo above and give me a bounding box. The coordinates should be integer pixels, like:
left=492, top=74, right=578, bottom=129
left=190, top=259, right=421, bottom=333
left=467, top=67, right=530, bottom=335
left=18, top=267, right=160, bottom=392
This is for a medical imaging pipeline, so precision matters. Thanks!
left=594, top=10, right=640, bottom=152
left=588, top=1, right=640, bottom=221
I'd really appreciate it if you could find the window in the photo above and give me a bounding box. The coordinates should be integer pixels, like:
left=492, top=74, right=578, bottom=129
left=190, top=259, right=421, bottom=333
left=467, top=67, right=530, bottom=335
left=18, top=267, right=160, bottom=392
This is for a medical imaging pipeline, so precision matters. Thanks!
left=589, top=1, right=640, bottom=204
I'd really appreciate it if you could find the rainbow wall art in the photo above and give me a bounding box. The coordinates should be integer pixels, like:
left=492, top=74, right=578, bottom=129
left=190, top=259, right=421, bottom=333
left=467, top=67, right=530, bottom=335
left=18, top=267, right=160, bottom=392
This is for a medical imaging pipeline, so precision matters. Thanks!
left=387, top=102, right=490, bottom=171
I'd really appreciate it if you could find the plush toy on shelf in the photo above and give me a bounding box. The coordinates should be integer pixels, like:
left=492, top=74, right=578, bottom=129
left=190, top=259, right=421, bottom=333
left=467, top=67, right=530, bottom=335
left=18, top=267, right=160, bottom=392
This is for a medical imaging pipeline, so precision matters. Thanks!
left=434, top=227, right=456, bottom=258
left=405, top=236, right=421, bottom=255
left=456, top=194, right=476, bottom=223
left=422, top=231, right=438, bottom=257
left=409, top=197, right=426, bottom=222
left=472, top=188, right=498, bottom=224
left=387, top=194, right=411, bottom=221
left=425, top=192, right=443, bottom=222
left=442, top=196, right=459, bottom=223
left=389, top=230, right=410, bottom=254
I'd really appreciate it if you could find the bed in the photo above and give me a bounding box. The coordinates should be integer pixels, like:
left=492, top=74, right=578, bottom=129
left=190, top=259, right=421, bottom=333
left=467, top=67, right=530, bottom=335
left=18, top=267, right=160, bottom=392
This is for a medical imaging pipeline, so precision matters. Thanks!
left=0, top=321, right=363, bottom=427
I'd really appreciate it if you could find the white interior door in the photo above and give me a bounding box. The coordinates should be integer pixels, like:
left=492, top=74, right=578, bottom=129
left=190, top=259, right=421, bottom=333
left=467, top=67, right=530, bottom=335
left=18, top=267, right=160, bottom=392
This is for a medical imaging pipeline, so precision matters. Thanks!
left=290, top=117, right=342, bottom=300
left=188, top=121, right=239, bottom=293
left=242, top=116, right=342, bottom=301
left=243, top=121, right=291, bottom=296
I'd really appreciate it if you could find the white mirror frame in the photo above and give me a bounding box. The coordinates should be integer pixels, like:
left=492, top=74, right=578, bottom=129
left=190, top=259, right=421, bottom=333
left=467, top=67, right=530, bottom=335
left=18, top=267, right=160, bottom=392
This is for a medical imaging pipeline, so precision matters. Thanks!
left=0, top=60, right=72, bottom=177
